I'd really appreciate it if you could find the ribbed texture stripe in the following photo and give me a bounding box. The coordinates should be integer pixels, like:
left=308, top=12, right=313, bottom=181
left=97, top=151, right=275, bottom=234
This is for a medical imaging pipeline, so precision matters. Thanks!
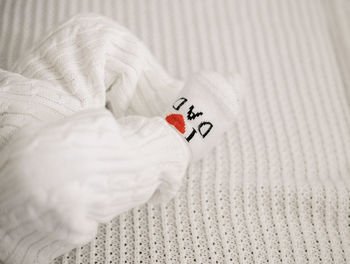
left=0, top=0, right=349, bottom=263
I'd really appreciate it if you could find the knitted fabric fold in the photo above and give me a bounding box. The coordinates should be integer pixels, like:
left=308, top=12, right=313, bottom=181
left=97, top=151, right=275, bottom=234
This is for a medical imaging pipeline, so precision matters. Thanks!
left=0, top=108, right=191, bottom=259
left=0, top=14, right=241, bottom=264
left=0, top=14, right=192, bottom=263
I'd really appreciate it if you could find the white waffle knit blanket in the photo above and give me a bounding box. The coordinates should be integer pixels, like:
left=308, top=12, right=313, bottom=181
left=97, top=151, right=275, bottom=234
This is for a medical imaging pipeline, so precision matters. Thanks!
left=1, top=1, right=350, bottom=263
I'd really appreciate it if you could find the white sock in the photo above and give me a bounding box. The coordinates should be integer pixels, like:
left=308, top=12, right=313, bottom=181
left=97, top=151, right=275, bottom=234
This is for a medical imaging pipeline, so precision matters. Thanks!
left=163, top=72, right=243, bottom=162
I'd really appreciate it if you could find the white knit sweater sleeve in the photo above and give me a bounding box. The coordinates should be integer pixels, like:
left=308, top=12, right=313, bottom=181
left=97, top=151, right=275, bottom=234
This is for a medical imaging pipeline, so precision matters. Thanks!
left=0, top=107, right=190, bottom=243
left=0, top=14, right=191, bottom=264
left=2, top=14, right=182, bottom=137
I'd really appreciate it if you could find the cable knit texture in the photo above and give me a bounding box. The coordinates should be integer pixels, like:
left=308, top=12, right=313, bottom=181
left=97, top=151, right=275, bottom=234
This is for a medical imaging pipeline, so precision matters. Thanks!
left=0, top=1, right=350, bottom=264
left=0, top=13, right=242, bottom=263
left=0, top=14, right=202, bottom=263
left=0, top=109, right=191, bottom=240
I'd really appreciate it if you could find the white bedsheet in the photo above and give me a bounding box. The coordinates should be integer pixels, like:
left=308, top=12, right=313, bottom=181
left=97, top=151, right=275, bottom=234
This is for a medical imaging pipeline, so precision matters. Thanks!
left=1, top=1, right=350, bottom=263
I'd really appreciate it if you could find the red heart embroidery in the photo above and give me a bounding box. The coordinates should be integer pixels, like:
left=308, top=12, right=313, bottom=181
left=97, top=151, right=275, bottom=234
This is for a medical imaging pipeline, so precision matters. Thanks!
left=166, top=114, right=186, bottom=134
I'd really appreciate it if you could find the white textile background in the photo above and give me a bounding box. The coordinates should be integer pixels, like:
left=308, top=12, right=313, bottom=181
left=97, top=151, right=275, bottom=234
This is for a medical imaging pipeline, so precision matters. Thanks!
left=1, top=1, right=350, bottom=263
